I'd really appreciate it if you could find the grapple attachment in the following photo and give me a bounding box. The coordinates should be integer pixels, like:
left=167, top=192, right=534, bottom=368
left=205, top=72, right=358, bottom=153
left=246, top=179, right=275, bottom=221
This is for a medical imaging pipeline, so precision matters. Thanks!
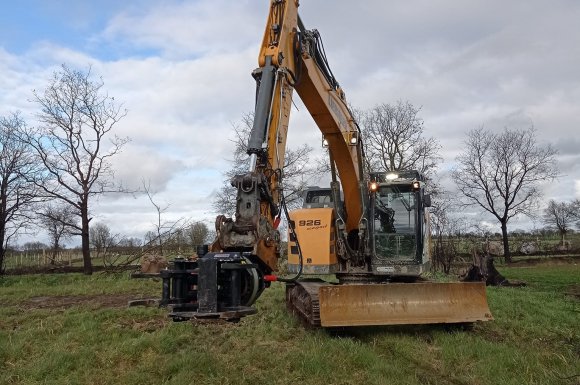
left=159, top=252, right=264, bottom=322
left=318, top=282, right=493, bottom=327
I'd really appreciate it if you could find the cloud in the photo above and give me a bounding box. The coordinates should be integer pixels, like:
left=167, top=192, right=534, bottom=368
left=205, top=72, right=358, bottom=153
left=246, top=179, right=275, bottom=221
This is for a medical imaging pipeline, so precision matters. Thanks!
left=109, top=145, right=186, bottom=192
left=98, top=0, right=264, bottom=59
left=98, top=50, right=257, bottom=162
left=0, top=49, right=49, bottom=116
left=94, top=170, right=221, bottom=239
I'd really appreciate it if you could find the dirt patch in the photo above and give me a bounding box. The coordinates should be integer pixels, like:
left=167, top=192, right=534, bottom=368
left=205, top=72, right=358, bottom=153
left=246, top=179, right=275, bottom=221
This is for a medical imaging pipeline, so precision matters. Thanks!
left=565, top=284, right=580, bottom=300
left=4, top=264, right=138, bottom=275
left=19, top=293, right=147, bottom=310
left=115, top=316, right=169, bottom=332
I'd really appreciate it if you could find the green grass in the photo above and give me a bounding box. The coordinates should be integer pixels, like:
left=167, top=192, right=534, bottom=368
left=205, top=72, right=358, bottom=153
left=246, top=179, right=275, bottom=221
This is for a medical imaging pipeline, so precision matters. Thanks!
left=0, top=265, right=578, bottom=385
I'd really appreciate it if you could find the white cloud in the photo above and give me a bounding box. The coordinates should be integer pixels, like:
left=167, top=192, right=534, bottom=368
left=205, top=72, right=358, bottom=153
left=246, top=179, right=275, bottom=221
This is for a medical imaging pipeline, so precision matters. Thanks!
left=109, top=145, right=186, bottom=192
left=98, top=0, right=264, bottom=59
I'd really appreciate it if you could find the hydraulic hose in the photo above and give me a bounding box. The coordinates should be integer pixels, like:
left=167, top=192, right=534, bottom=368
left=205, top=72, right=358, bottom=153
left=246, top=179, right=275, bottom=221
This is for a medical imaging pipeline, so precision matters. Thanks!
left=269, top=187, right=303, bottom=283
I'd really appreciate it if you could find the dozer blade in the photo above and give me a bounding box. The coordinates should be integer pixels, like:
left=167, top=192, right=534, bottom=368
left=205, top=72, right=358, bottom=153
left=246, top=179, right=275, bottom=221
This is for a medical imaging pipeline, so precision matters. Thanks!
left=318, top=282, right=493, bottom=327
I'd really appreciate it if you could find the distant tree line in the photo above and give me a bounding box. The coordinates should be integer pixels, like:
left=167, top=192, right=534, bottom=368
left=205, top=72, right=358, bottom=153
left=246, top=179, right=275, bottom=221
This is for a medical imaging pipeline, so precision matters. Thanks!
left=4, top=220, right=212, bottom=266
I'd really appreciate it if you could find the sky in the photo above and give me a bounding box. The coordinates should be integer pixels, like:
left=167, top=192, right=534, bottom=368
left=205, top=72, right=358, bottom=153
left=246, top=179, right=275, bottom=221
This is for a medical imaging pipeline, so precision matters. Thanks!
left=1, top=0, right=579, bottom=244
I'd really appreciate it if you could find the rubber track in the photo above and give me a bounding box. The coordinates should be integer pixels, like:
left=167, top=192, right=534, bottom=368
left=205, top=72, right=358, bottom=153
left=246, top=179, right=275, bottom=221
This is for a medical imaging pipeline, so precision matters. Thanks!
left=285, top=280, right=327, bottom=328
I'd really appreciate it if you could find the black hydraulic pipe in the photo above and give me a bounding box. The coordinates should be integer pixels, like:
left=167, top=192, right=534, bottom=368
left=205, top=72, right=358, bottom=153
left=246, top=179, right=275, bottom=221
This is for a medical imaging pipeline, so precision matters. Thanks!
left=247, top=56, right=276, bottom=155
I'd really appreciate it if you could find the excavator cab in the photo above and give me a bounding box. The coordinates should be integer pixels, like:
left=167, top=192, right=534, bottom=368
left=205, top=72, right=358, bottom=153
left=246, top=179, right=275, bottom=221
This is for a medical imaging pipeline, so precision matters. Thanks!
left=303, top=188, right=335, bottom=208
left=369, top=171, right=431, bottom=278
left=289, top=172, right=432, bottom=280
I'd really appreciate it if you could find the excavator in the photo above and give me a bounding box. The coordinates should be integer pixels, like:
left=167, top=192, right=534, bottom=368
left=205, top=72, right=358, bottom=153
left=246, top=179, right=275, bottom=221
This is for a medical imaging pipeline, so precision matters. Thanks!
left=159, top=0, right=493, bottom=327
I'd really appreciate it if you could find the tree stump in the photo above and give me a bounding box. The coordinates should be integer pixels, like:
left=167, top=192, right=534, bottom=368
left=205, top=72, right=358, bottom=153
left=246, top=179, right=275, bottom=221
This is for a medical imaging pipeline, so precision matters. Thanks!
left=460, top=251, right=526, bottom=287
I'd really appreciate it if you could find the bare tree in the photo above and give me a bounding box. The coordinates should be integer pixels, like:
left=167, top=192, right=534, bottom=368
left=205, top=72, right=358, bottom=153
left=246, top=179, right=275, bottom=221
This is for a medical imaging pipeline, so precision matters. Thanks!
left=213, top=112, right=317, bottom=216
left=144, top=231, right=157, bottom=247
left=188, top=222, right=209, bottom=247
left=452, top=126, right=558, bottom=262
left=542, top=200, right=576, bottom=245
left=117, top=237, right=142, bottom=248
left=573, top=199, right=580, bottom=228
left=165, top=228, right=187, bottom=252
left=0, top=112, right=43, bottom=273
left=360, top=101, right=441, bottom=178
left=38, top=204, right=76, bottom=264
left=430, top=195, right=467, bottom=274
left=22, top=241, right=48, bottom=252
left=142, top=181, right=171, bottom=255
left=22, top=65, right=129, bottom=275
left=89, top=222, right=113, bottom=257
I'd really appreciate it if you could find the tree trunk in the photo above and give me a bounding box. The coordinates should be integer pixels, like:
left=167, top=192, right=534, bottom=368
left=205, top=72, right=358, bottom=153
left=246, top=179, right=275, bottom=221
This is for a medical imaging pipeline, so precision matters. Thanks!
left=0, top=202, right=6, bottom=274
left=51, top=240, right=57, bottom=265
left=0, top=245, right=5, bottom=275
left=0, top=223, right=6, bottom=275
left=484, top=255, right=507, bottom=285
left=501, top=220, right=511, bottom=263
left=81, top=201, right=93, bottom=275
left=157, top=229, right=163, bottom=256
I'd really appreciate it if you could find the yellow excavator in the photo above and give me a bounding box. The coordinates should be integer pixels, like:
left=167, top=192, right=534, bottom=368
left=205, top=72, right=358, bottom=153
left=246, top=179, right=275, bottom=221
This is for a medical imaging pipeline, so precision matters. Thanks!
left=159, top=0, right=492, bottom=327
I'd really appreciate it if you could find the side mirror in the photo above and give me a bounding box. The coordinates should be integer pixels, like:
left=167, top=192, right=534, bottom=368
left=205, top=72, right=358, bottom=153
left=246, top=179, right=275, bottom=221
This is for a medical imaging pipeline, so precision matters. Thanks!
left=423, top=194, right=432, bottom=208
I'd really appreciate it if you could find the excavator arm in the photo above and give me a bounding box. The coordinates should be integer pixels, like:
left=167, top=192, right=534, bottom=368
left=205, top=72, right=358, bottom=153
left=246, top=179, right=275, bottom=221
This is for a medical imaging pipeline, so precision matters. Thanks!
left=158, top=1, right=372, bottom=322
left=214, top=0, right=365, bottom=273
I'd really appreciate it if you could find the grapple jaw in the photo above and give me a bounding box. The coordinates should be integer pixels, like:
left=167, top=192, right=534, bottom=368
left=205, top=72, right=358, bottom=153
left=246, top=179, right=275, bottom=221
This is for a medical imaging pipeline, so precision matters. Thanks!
left=159, top=252, right=264, bottom=322
left=318, top=282, right=493, bottom=327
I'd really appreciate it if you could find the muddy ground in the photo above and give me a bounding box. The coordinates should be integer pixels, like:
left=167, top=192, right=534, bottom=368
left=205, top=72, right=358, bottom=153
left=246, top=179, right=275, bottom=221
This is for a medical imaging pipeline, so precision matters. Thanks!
left=18, top=293, right=137, bottom=310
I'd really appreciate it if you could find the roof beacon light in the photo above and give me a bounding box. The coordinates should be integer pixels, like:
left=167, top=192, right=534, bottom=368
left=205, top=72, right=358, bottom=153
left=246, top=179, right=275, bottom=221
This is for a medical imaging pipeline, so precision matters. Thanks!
left=385, top=172, right=398, bottom=180
left=348, top=131, right=358, bottom=146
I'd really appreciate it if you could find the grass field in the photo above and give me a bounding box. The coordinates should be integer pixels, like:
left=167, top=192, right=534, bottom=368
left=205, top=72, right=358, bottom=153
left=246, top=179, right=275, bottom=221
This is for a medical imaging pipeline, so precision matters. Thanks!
left=0, top=264, right=578, bottom=385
